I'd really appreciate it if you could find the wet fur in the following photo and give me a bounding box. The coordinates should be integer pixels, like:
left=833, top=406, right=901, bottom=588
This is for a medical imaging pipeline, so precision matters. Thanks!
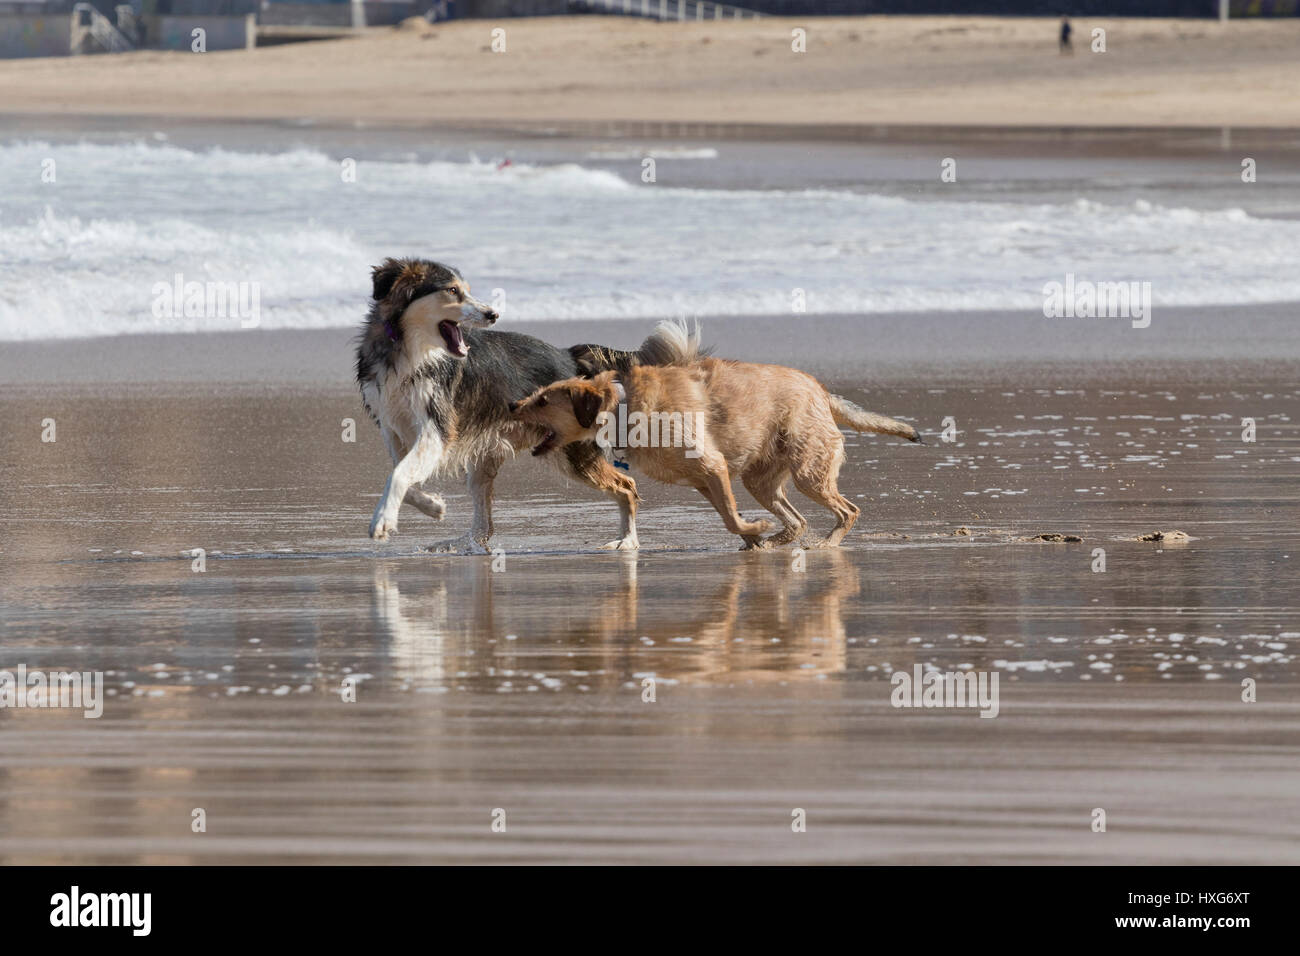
left=357, top=258, right=676, bottom=551
left=512, top=342, right=922, bottom=549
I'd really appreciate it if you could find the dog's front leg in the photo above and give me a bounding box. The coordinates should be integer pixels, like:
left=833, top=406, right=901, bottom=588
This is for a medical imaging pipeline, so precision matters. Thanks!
left=380, top=425, right=447, bottom=521
left=562, top=443, right=639, bottom=550
left=600, top=468, right=640, bottom=551
left=370, top=425, right=445, bottom=540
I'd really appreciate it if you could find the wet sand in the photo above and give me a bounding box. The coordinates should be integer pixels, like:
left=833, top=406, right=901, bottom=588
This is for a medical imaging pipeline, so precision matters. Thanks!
left=1, top=316, right=1297, bottom=863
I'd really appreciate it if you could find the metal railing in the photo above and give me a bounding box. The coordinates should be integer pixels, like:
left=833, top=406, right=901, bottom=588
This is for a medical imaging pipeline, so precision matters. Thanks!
left=72, top=2, right=135, bottom=53
left=586, top=0, right=762, bottom=20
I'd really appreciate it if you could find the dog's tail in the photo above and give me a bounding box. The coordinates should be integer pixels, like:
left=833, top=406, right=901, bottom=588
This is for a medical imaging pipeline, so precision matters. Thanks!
left=828, top=394, right=924, bottom=444
left=637, top=317, right=707, bottom=367
left=569, top=318, right=709, bottom=376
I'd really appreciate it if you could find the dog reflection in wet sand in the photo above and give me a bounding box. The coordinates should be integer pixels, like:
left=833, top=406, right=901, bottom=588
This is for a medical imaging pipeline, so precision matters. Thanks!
left=370, top=550, right=859, bottom=687
left=511, top=321, right=923, bottom=549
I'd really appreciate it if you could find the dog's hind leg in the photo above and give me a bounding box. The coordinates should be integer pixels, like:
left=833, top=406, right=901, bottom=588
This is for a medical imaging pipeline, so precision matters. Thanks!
left=404, top=487, right=447, bottom=520
left=467, top=454, right=502, bottom=549
left=370, top=424, right=446, bottom=540
left=426, top=453, right=503, bottom=555
left=791, top=447, right=859, bottom=548
left=741, top=468, right=807, bottom=549
left=563, top=443, right=640, bottom=550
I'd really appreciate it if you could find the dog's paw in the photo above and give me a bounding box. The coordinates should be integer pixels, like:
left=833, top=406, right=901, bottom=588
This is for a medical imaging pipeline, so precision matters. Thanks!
left=407, top=490, right=446, bottom=520
left=424, top=535, right=489, bottom=555
left=739, top=538, right=772, bottom=551
left=761, top=529, right=806, bottom=549
left=806, top=537, right=844, bottom=550
left=735, top=518, right=775, bottom=538
left=369, top=511, right=398, bottom=541
left=601, top=536, right=639, bottom=551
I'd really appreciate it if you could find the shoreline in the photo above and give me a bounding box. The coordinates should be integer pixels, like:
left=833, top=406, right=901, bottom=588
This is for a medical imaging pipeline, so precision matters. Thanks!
left=4, top=306, right=1298, bottom=389
left=10, top=111, right=1300, bottom=145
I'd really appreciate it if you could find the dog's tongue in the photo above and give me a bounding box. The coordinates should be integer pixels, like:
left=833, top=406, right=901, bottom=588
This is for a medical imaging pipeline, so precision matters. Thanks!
left=438, top=320, right=467, bottom=357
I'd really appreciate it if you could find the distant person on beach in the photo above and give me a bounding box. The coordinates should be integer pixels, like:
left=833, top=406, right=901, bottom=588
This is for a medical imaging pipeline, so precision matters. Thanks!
left=1059, top=16, right=1073, bottom=55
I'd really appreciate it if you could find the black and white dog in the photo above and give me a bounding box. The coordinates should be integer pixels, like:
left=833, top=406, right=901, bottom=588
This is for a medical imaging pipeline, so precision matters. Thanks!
left=356, top=257, right=683, bottom=552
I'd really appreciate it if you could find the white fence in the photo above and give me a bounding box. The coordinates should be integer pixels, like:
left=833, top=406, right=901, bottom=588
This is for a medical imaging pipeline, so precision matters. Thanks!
left=589, top=0, right=762, bottom=20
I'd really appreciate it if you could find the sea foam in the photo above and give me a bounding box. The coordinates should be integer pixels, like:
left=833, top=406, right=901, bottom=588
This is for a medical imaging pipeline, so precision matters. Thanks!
left=3, top=140, right=1300, bottom=340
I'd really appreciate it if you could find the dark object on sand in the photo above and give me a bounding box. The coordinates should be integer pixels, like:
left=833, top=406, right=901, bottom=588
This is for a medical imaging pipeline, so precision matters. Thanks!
left=1031, top=532, right=1083, bottom=542
left=1138, top=530, right=1191, bottom=542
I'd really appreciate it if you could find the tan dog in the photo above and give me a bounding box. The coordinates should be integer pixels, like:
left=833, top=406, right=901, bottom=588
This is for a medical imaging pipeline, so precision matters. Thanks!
left=510, top=355, right=922, bottom=548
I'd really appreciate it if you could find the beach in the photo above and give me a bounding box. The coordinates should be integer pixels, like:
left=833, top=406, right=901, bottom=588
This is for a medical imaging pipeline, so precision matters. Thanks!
left=2, top=16, right=1299, bottom=865
left=2, top=16, right=1300, bottom=129
left=1, top=318, right=1298, bottom=863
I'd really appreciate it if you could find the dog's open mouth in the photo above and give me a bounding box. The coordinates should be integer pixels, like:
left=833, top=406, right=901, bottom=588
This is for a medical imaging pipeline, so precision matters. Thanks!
left=438, top=319, right=468, bottom=358
left=532, top=430, right=558, bottom=456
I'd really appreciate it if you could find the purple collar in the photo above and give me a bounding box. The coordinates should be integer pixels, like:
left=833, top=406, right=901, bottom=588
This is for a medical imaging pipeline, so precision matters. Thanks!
left=382, top=319, right=400, bottom=343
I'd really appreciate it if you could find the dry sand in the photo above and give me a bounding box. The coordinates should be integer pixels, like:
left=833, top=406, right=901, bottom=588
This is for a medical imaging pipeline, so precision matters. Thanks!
left=4, top=16, right=1300, bottom=129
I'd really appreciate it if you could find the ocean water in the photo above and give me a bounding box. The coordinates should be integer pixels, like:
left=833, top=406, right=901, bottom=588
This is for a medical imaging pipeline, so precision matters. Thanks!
left=3, top=136, right=1300, bottom=341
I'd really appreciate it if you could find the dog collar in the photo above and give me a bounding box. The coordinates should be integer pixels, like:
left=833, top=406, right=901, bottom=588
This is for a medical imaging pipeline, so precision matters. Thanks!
left=382, top=319, right=399, bottom=343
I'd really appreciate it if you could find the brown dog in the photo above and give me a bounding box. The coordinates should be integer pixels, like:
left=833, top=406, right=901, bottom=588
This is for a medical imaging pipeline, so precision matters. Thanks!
left=510, top=352, right=922, bottom=548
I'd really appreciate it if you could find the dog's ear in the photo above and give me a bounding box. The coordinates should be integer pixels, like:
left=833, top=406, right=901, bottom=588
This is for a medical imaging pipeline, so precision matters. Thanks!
left=570, top=386, right=605, bottom=430
left=371, top=258, right=407, bottom=301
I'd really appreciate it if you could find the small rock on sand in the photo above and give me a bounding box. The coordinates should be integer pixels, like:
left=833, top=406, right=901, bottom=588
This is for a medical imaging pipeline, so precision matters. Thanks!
left=1029, top=533, right=1083, bottom=543
left=1137, top=530, right=1191, bottom=542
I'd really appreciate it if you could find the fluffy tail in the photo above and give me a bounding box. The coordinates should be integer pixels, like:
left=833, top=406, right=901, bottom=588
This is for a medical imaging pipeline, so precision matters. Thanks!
left=828, top=394, right=924, bottom=443
left=569, top=318, right=709, bottom=376
left=636, top=317, right=706, bottom=367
